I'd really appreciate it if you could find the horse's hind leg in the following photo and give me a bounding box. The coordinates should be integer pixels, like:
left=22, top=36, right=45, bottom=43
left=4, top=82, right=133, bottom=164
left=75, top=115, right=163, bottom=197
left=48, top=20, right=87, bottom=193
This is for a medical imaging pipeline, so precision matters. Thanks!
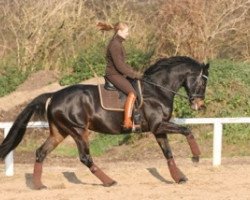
left=33, top=122, right=67, bottom=189
left=75, top=130, right=117, bottom=187
left=154, top=134, right=188, bottom=183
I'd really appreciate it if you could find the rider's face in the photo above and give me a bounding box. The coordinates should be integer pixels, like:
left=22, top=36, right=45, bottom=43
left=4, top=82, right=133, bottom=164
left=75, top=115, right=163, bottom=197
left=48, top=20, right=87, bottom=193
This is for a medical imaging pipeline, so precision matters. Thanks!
left=118, top=27, right=129, bottom=39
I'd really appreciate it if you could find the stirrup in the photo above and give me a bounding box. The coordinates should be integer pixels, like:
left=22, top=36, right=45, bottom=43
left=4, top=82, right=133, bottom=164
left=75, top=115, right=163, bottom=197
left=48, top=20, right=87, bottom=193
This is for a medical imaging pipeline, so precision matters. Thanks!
left=121, top=123, right=141, bottom=133
left=121, top=125, right=132, bottom=133
left=121, top=121, right=133, bottom=133
left=132, top=123, right=141, bottom=133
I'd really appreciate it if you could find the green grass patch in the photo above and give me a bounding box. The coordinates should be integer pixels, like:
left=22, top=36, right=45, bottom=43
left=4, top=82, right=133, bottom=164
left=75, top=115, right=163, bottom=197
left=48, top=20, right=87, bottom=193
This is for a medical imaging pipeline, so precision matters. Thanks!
left=52, top=134, right=129, bottom=157
left=59, top=41, right=106, bottom=85
left=0, top=66, right=28, bottom=97
left=52, top=145, right=78, bottom=157
left=90, top=134, right=129, bottom=156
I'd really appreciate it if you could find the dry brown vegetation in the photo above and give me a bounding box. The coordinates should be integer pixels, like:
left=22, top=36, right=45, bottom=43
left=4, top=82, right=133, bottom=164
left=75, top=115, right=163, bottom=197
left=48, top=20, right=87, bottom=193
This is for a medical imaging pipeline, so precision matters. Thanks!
left=0, top=0, right=98, bottom=70
left=156, top=0, right=250, bottom=61
left=0, top=0, right=249, bottom=70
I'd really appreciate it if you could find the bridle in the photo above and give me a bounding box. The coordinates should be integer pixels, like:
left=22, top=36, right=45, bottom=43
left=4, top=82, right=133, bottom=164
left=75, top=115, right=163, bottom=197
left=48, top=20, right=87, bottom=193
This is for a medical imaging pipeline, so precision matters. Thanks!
left=188, top=73, right=208, bottom=101
left=142, top=72, right=208, bottom=101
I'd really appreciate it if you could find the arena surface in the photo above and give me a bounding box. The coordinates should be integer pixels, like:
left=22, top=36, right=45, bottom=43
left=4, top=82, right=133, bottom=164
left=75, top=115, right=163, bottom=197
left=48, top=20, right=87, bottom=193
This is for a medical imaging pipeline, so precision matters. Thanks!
left=1, top=157, right=250, bottom=200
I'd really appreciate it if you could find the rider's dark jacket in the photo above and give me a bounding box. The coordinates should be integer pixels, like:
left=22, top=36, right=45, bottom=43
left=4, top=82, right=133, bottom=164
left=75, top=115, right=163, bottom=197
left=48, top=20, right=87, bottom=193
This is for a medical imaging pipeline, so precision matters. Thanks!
left=105, top=35, right=140, bottom=79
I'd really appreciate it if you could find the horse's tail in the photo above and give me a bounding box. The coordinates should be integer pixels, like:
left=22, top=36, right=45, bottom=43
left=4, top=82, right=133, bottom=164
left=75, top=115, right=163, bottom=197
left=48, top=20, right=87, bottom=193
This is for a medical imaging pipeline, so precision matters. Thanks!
left=0, top=92, right=53, bottom=160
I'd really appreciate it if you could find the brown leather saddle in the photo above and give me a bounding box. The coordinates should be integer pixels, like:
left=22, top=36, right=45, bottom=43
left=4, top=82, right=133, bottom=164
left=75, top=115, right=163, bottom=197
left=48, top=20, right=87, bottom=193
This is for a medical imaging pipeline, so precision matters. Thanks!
left=97, top=78, right=143, bottom=112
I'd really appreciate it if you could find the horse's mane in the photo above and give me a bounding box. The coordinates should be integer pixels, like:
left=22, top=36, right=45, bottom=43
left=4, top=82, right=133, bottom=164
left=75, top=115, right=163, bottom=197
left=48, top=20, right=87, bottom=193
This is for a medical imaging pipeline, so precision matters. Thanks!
left=144, top=56, right=202, bottom=75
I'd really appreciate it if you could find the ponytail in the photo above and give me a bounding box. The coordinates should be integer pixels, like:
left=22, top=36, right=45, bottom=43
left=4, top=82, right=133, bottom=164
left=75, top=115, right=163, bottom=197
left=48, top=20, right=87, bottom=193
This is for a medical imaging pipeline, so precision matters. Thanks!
left=97, top=22, right=114, bottom=31
left=97, top=21, right=128, bottom=32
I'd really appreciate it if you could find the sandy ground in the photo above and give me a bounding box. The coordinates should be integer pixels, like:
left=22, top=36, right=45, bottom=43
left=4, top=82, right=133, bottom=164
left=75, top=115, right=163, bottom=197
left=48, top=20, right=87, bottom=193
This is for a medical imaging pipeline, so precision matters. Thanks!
left=0, top=157, right=250, bottom=200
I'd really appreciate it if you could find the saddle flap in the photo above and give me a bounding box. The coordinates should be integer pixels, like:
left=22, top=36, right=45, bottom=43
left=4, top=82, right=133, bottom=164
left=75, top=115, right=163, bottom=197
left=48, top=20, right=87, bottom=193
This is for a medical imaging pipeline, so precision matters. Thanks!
left=98, top=80, right=143, bottom=111
left=98, top=84, right=125, bottom=111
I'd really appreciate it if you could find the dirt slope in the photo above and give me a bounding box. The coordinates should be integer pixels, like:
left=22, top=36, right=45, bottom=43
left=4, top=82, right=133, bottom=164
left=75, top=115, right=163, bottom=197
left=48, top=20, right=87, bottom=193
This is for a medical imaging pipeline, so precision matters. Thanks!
left=0, top=71, right=104, bottom=120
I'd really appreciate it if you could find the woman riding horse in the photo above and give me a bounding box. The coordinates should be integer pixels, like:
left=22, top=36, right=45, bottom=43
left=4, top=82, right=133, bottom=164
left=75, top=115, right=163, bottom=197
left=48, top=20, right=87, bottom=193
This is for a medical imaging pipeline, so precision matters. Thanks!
left=0, top=56, right=209, bottom=189
left=97, top=22, right=142, bottom=131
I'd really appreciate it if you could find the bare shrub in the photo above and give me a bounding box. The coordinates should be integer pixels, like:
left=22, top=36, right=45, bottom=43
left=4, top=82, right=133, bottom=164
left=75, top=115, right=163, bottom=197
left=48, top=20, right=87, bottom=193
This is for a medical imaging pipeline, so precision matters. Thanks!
left=0, top=0, right=97, bottom=70
left=156, top=0, right=250, bottom=62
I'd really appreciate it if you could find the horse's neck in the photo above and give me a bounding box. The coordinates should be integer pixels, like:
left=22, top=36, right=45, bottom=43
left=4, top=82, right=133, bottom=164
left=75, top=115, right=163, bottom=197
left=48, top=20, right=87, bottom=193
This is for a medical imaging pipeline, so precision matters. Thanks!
left=148, top=71, right=185, bottom=93
left=142, top=77, right=176, bottom=103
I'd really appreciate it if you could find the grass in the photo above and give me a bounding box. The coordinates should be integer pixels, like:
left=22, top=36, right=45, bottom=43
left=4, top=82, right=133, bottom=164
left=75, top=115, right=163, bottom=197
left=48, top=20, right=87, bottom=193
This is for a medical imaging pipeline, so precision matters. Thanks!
left=0, top=66, right=28, bottom=97
left=52, top=145, right=78, bottom=157
left=89, top=134, right=130, bottom=156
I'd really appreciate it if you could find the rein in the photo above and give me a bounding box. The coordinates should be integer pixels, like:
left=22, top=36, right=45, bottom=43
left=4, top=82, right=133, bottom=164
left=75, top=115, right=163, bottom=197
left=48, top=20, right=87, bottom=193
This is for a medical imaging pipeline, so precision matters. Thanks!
left=141, top=78, right=189, bottom=100
left=142, top=72, right=207, bottom=101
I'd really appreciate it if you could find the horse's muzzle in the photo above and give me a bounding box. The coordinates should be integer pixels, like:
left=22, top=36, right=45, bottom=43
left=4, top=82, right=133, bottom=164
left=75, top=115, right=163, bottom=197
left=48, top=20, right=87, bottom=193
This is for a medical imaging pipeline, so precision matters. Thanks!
left=190, top=98, right=206, bottom=111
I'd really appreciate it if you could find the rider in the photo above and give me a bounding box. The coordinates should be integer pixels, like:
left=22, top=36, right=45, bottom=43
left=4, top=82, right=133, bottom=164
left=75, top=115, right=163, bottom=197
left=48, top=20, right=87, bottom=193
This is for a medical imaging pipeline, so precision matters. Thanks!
left=97, top=22, right=142, bottom=130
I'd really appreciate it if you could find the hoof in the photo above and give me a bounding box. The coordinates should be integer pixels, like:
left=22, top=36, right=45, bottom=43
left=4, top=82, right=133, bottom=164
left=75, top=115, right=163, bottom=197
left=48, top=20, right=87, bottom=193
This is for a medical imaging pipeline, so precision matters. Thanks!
left=178, top=177, right=188, bottom=184
left=103, top=181, right=117, bottom=187
left=192, top=156, right=199, bottom=163
left=33, top=184, right=47, bottom=190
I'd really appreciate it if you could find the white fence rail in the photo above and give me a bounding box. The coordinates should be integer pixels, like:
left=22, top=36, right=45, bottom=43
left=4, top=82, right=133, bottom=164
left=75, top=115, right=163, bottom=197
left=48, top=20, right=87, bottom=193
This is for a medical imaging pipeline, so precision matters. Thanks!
left=1, top=118, right=250, bottom=176
left=172, top=118, right=250, bottom=166
left=0, top=121, right=49, bottom=176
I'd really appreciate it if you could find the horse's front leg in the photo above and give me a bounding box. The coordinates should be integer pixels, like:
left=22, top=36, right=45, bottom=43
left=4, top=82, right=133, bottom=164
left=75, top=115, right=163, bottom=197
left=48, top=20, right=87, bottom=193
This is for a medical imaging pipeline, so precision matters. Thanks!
left=157, top=121, right=201, bottom=163
left=154, top=133, right=187, bottom=183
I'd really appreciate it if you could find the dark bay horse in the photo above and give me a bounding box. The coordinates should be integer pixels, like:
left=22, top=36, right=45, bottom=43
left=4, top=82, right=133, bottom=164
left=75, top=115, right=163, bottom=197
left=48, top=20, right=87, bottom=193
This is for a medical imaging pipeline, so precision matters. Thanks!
left=0, top=56, right=209, bottom=189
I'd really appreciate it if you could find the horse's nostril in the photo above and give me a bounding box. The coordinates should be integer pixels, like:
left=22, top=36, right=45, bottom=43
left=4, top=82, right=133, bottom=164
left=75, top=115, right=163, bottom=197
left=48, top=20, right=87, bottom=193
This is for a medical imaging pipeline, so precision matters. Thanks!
left=191, top=103, right=198, bottom=111
left=199, top=105, right=206, bottom=110
left=191, top=101, right=206, bottom=111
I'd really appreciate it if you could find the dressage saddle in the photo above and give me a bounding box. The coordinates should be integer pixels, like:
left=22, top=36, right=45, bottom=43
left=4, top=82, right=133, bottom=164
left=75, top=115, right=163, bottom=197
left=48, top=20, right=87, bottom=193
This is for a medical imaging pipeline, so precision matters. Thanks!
left=98, top=77, right=143, bottom=131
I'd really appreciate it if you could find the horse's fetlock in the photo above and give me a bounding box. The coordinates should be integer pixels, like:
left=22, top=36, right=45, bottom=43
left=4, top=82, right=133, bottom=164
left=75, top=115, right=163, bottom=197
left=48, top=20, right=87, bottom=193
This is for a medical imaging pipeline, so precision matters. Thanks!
left=80, top=154, right=93, bottom=168
left=35, top=149, right=46, bottom=163
left=186, top=133, right=194, bottom=139
left=182, top=127, right=191, bottom=135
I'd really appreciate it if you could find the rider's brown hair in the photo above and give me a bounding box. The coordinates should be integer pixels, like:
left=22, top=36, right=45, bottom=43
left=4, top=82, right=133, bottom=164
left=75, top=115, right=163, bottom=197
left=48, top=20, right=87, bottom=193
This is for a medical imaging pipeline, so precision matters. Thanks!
left=97, top=22, right=128, bottom=33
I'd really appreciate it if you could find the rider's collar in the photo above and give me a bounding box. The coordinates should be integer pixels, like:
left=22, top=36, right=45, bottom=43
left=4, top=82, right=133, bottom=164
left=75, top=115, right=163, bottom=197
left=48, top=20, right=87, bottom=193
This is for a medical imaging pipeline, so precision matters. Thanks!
left=114, top=34, right=125, bottom=42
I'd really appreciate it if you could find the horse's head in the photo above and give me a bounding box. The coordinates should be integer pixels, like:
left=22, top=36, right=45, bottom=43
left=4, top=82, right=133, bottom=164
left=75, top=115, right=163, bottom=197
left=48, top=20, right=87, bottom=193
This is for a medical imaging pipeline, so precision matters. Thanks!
left=144, top=56, right=210, bottom=111
left=184, top=63, right=209, bottom=111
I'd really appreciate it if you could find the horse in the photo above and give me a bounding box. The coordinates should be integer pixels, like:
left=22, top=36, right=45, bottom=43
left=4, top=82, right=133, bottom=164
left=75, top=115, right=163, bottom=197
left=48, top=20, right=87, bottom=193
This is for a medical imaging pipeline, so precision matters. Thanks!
left=0, top=56, right=209, bottom=189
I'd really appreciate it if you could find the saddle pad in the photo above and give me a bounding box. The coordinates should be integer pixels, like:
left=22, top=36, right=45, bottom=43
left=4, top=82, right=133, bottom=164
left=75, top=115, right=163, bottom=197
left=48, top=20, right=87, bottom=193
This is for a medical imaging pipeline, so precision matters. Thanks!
left=98, top=84, right=125, bottom=111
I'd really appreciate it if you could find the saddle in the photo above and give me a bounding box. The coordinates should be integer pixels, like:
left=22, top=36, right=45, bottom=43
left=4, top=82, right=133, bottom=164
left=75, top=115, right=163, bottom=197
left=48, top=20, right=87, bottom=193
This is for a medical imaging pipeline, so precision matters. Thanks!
left=98, top=78, right=143, bottom=132
left=98, top=77, right=143, bottom=111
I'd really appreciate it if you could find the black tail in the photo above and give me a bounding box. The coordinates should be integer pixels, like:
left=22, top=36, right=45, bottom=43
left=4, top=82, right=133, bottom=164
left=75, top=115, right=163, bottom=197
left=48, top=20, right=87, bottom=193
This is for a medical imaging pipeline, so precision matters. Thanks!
left=0, top=93, right=53, bottom=160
